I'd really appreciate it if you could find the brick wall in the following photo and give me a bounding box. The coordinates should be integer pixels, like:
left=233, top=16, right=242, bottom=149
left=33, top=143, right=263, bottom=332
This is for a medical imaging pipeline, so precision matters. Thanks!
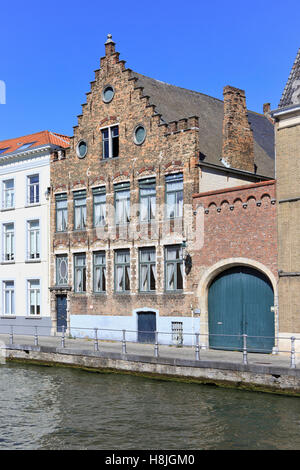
left=192, top=180, right=277, bottom=280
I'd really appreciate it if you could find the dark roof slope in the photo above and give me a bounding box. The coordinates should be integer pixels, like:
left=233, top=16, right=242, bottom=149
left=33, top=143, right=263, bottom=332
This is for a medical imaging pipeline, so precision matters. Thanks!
left=279, top=48, right=300, bottom=108
left=133, top=72, right=275, bottom=178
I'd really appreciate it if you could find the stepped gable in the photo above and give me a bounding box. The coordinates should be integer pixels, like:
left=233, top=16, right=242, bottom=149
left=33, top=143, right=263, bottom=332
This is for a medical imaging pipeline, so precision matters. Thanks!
left=132, top=72, right=275, bottom=178
left=279, top=48, right=300, bottom=108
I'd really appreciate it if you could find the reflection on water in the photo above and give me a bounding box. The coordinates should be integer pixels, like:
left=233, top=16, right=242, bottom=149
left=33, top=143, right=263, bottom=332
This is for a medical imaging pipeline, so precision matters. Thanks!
left=0, top=363, right=300, bottom=450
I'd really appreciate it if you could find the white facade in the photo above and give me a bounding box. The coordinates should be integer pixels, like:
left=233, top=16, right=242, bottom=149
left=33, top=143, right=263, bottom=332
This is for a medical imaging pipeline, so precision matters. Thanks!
left=0, top=146, right=52, bottom=335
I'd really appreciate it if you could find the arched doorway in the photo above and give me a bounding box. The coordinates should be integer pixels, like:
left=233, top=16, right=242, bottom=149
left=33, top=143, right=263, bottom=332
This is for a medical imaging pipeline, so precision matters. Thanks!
left=208, top=266, right=274, bottom=352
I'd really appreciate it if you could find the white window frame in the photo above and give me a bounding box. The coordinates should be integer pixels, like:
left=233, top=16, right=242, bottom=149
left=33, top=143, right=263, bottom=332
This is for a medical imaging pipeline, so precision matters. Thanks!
left=27, top=279, right=41, bottom=316
left=3, top=280, right=15, bottom=315
left=27, top=219, right=40, bottom=260
left=3, top=222, right=14, bottom=262
left=27, top=174, right=40, bottom=205
left=100, top=123, right=119, bottom=159
left=2, top=178, right=15, bottom=209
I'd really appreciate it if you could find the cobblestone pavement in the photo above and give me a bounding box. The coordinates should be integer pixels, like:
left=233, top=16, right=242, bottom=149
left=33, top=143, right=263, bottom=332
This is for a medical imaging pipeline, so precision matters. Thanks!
left=0, top=333, right=296, bottom=370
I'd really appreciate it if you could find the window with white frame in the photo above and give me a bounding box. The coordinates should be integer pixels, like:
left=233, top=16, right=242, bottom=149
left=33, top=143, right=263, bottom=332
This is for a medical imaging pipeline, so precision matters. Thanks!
left=28, top=279, right=40, bottom=315
left=27, top=174, right=39, bottom=205
left=27, top=220, right=40, bottom=260
left=2, top=179, right=14, bottom=209
left=3, top=281, right=15, bottom=315
left=3, top=223, right=14, bottom=261
left=101, top=125, right=119, bottom=159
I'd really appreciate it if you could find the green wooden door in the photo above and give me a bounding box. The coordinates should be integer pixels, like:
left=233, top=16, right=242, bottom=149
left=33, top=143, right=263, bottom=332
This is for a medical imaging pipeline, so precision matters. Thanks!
left=208, top=267, right=274, bottom=353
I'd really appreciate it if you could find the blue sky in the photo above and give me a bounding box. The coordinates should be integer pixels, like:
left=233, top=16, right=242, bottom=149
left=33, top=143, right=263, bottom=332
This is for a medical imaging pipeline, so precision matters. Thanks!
left=0, top=0, right=299, bottom=140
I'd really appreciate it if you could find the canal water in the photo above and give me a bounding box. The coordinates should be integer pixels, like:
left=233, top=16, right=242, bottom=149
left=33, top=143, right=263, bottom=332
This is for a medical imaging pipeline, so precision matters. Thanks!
left=0, top=363, right=300, bottom=450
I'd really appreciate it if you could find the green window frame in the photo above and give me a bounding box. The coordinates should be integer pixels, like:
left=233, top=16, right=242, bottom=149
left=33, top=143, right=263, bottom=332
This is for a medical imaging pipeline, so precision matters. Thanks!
left=139, top=247, right=156, bottom=292
left=74, top=253, right=86, bottom=293
left=73, top=190, right=86, bottom=230
left=114, top=182, right=130, bottom=225
left=93, top=187, right=106, bottom=227
left=56, top=255, right=68, bottom=286
left=93, top=251, right=106, bottom=293
left=165, top=173, right=183, bottom=219
left=115, top=249, right=130, bottom=293
left=165, top=245, right=183, bottom=292
left=55, top=193, right=68, bottom=232
left=139, top=178, right=156, bottom=222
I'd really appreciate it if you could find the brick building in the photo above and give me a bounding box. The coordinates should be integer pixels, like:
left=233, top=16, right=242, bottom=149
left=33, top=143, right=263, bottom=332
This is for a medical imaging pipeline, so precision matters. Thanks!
left=49, top=35, right=275, bottom=347
left=271, top=48, right=300, bottom=352
left=193, top=180, right=277, bottom=352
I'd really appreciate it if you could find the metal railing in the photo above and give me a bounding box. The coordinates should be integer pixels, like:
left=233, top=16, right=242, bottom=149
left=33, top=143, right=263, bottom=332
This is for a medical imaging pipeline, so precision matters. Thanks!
left=1, top=323, right=299, bottom=369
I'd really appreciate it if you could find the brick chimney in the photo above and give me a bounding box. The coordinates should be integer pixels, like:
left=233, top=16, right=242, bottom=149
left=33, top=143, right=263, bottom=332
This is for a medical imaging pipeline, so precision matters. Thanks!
left=263, top=102, right=271, bottom=114
left=221, top=85, right=254, bottom=172
left=105, top=34, right=116, bottom=56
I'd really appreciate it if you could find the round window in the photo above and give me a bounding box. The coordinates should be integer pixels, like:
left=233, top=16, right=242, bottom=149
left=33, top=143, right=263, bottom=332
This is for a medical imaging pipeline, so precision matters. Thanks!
left=76, top=140, right=88, bottom=159
left=103, top=85, right=115, bottom=103
left=134, top=125, right=146, bottom=145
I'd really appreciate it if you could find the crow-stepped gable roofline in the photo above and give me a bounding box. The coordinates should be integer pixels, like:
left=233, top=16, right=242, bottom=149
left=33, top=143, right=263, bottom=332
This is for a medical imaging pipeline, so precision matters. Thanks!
left=76, top=35, right=275, bottom=178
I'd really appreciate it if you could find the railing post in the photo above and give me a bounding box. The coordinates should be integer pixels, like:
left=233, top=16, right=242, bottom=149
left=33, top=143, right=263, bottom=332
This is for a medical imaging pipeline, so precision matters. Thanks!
left=94, top=328, right=99, bottom=352
left=61, top=326, right=65, bottom=348
left=9, top=326, right=13, bottom=345
left=243, top=334, right=248, bottom=365
left=122, top=329, right=127, bottom=354
left=34, top=326, right=39, bottom=347
left=154, top=331, right=159, bottom=358
left=290, top=336, right=296, bottom=369
left=195, top=333, right=200, bottom=361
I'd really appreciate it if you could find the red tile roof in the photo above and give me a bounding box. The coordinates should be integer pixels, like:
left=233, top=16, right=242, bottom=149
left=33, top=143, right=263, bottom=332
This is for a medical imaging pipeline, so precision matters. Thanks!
left=0, top=131, right=70, bottom=156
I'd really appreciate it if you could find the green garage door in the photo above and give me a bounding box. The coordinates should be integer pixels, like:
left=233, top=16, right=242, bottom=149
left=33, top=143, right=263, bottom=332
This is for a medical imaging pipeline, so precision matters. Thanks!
left=208, top=266, right=274, bottom=353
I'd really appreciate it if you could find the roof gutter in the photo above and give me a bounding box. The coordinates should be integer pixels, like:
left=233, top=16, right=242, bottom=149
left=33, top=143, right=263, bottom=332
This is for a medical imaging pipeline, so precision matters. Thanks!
left=0, top=144, right=59, bottom=163
left=198, top=161, right=272, bottom=181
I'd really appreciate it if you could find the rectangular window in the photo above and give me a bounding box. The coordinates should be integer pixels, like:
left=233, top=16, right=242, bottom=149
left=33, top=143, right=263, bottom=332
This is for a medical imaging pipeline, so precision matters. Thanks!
left=165, top=173, right=183, bottom=219
left=139, top=178, right=156, bottom=222
left=27, top=220, right=40, bottom=260
left=102, top=125, right=119, bottom=159
left=139, top=247, right=156, bottom=292
left=115, top=249, right=130, bottom=292
left=56, top=193, right=68, bottom=232
left=56, top=255, right=68, bottom=286
left=2, top=179, right=14, bottom=209
left=115, top=182, right=130, bottom=225
left=28, top=280, right=40, bottom=315
left=93, top=187, right=106, bottom=227
left=73, top=190, right=86, bottom=230
left=27, top=174, right=39, bottom=205
left=3, top=281, right=15, bottom=315
left=165, top=245, right=183, bottom=291
left=3, top=223, right=14, bottom=261
left=172, top=321, right=183, bottom=345
left=74, top=253, right=86, bottom=293
left=93, top=252, right=106, bottom=293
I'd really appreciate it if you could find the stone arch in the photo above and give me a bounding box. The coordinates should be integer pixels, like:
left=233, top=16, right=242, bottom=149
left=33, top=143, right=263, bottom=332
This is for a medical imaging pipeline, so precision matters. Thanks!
left=196, top=258, right=278, bottom=350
